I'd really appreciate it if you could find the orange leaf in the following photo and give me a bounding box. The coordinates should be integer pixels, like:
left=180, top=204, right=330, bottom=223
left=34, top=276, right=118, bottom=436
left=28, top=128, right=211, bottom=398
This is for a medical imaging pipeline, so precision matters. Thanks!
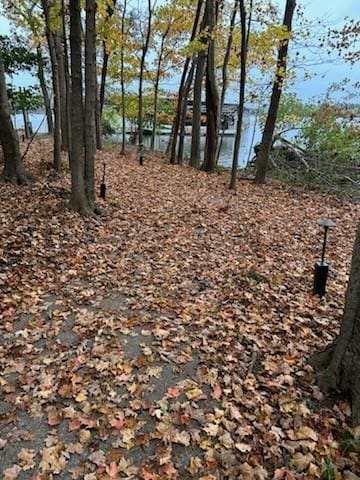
left=167, top=387, right=181, bottom=398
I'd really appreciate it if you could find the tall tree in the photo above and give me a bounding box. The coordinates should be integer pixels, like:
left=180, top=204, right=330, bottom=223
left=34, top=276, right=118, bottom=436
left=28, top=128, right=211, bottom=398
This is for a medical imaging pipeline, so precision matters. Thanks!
left=85, top=0, right=97, bottom=206
left=137, top=0, right=154, bottom=149
left=216, top=0, right=238, bottom=164
left=150, top=19, right=170, bottom=150
left=177, top=58, right=196, bottom=164
left=99, top=0, right=117, bottom=119
left=0, top=50, right=31, bottom=184
left=189, top=6, right=207, bottom=169
left=254, top=0, right=296, bottom=184
left=55, top=31, right=69, bottom=151
left=202, top=0, right=219, bottom=173
left=95, top=71, right=102, bottom=150
left=36, top=46, right=53, bottom=134
left=229, top=0, right=247, bottom=190
left=61, top=0, right=71, bottom=152
left=311, top=222, right=360, bottom=426
left=169, top=0, right=203, bottom=164
left=120, top=0, right=127, bottom=155
left=41, top=0, right=62, bottom=172
left=68, top=0, right=96, bottom=215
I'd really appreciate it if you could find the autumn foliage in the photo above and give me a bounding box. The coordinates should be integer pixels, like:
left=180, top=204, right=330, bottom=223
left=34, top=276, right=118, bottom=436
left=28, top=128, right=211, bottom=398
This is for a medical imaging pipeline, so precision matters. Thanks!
left=0, top=141, right=359, bottom=479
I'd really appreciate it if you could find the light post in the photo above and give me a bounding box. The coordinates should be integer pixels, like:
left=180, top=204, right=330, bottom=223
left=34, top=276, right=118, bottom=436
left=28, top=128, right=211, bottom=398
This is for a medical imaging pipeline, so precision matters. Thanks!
left=139, top=143, right=144, bottom=165
left=313, top=219, right=336, bottom=297
left=100, top=162, right=106, bottom=199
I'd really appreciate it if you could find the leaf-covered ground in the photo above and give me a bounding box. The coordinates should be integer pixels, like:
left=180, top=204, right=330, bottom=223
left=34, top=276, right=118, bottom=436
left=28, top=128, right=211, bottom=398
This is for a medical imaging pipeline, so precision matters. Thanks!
left=0, top=140, right=359, bottom=480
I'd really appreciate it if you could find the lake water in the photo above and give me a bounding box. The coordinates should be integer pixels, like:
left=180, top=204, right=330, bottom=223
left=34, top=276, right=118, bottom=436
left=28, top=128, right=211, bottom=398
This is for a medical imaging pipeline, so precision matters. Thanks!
left=14, top=111, right=261, bottom=169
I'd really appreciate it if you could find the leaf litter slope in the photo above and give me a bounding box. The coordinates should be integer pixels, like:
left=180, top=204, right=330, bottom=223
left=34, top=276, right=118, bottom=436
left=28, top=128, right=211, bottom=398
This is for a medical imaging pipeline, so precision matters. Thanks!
left=0, top=141, right=359, bottom=479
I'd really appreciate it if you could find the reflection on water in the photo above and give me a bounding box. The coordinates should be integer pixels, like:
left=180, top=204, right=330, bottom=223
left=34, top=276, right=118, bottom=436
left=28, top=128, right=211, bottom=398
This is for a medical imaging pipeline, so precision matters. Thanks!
left=15, top=111, right=260, bottom=169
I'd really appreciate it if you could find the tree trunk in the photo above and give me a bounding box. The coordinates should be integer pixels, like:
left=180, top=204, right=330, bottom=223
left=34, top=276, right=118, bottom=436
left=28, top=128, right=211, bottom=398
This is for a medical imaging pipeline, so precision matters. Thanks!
left=169, top=59, right=190, bottom=164
left=190, top=6, right=208, bottom=169
left=169, top=0, right=203, bottom=164
left=311, top=222, right=360, bottom=426
left=203, top=0, right=219, bottom=173
left=99, top=0, right=116, bottom=119
left=100, top=42, right=109, bottom=119
left=36, top=46, right=53, bottom=134
left=120, top=0, right=127, bottom=155
left=229, top=0, right=247, bottom=190
left=22, top=108, right=32, bottom=139
left=137, top=0, right=153, bottom=149
left=254, top=0, right=296, bottom=184
left=69, top=0, right=93, bottom=215
left=0, top=50, right=31, bottom=184
left=190, top=51, right=206, bottom=168
left=177, top=59, right=196, bottom=164
left=55, top=31, right=69, bottom=151
left=95, top=74, right=102, bottom=150
left=85, top=0, right=96, bottom=207
left=41, top=0, right=62, bottom=172
left=61, top=0, right=71, bottom=154
left=151, top=32, right=167, bottom=151
left=216, top=0, right=238, bottom=164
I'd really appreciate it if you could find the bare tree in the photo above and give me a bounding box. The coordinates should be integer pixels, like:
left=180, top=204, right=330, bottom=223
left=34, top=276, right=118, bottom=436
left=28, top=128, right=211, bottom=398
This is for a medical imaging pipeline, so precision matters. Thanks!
left=254, top=0, right=296, bottom=184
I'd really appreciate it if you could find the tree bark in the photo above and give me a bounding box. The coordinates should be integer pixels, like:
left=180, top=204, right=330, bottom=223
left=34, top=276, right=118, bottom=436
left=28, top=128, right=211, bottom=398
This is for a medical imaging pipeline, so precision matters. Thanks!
left=190, top=51, right=206, bottom=168
left=55, top=31, right=69, bottom=151
left=203, top=0, right=219, bottom=173
left=254, top=0, right=296, bottom=184
left=169, top=0, right=203, bottom=164
left=85, top=0, right=96, bottom=207
left=41, top=0, right=62, bottom=172
left=0, top=50, right=31, bottom=184
left=69, top=0, right=93, bottom=215
left=36, top=46, right=53, bottom=134
left=190, top=6, right=208, bottom=169
left=120, top=0, right=127, bottom=155
left=61, top=0, right=71, bottom=154
left=177, top=59, right=196, bottom=164
left=311, top=222, right=360, bottom=426
left=137, top=0, right=153, bottom=149
left=216, top=0, right=238, bottom=164
left=95, top=74, right=102, bottom=150
left=151, top=30, right=167, bottom=151
left=22, top=108, right=32, bottom=139
left=99, top=0, right=116, bottom=119
left=229, top=0, right=246, bottom=190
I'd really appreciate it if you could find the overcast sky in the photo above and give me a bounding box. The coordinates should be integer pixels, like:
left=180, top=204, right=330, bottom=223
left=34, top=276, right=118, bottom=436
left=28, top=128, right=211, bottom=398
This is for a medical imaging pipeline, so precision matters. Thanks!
left=0, top=0, right=359, bottom=103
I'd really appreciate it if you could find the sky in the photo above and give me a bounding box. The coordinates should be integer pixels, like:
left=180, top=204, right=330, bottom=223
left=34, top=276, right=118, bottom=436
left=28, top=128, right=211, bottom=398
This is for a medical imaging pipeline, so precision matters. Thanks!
left=0, top=0, right=359, bottom=104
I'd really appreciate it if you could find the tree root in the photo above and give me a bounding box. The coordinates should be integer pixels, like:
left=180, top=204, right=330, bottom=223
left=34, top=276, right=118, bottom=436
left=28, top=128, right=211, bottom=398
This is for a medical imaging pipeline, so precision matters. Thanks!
left=0, top=170, right=33, bottom=185
left=312, top=341, right=360, bottom=426
left=69, top=198, right=99, bottom=218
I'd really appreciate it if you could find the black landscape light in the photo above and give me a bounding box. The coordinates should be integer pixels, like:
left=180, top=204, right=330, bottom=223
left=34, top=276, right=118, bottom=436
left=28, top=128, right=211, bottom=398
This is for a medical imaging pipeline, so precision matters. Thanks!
left=139, top=143, right=144, bottom=165
left=100, top=162, right=106, bottom=199
left=313, top=218, right=336, bottom=297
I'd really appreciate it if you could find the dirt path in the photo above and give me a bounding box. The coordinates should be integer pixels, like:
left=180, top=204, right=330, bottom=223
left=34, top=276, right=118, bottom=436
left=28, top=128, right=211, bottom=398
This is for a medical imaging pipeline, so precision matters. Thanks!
left=0, top=142, right=359, bottom=479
